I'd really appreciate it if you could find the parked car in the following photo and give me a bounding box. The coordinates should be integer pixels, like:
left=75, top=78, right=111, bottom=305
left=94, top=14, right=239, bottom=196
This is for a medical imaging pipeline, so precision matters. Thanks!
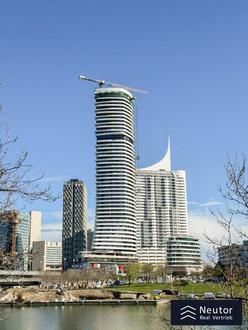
left=186, top=293, right=197, bottom=299
left=177, top=293, right=187, bottom=299
left=203, top=292, right=215, bottom=299
left=137, top=279, right=144, bottom=283
left=109, top=280, right=125, bottom=287
left=153, top=290, right=162, bottom=295
left=162, top=289, right=178, bottom=295
left=215, top=292, right=230, bottom=299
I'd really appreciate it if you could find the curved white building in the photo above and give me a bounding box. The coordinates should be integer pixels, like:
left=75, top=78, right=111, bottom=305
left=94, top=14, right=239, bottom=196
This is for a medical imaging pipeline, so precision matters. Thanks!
left=136, top=139, right=189, bottom=264
left=166, top=236, right=202, bottom=273
left=92, top=87, right=136, bottom=257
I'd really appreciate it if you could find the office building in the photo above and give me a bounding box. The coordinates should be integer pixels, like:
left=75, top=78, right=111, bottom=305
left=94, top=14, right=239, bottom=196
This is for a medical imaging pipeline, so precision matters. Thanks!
left=87, top=229, right=94, bottom=251
left=29, top=211, right=41, bottom=249
left=166, top=236, right=202, bottom=274
left=32, top=241, right=62, bottom=271
left=0, top=211, right=41, bottom=270
left=92, top=87, right=136, bottom=260
left=136, top=139, right=189, bottom=264
left=62, top=179, right=87, bottom=269
left=218, top=240, right=248, bottom=268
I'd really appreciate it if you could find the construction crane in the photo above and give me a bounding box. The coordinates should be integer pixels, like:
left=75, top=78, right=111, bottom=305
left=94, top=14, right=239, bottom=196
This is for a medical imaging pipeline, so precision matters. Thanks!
left=79, top=74, right=145, bottom=161
left=79, top=75, right=148, bottom=95
left=0, top=192, right=20, bottom=257
left=0, top=210, right=20, bottom=256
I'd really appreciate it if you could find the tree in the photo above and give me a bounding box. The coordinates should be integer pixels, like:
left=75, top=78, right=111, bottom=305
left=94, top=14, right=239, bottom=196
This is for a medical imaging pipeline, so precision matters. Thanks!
left=0, top=108, right=58, bottom=269
left=0, top=82, right=59, bottom=323
left=124, top=263, right=140, bottom=285
left=0, top=118, right=57, bottom=211
left=220, top=154, right=248, bottom=217
left=153, top=265, right=167, bottom=283
left=141, top=263, right=154, bottom=283
left=204, top=155, right=248, bottom=325
left=205, top=203, right=248, bottom=292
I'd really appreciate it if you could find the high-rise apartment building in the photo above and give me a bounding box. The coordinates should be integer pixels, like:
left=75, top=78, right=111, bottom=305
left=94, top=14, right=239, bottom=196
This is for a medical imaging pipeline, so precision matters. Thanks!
left=136, top=140, right=188, bottom=263
left=92, top=87, right=136, bottom=259
left=136, top=140, right=201, bottom=272
left=78, top=82, right=201, bottom=272
left=62, top=179, right=87, bottom=270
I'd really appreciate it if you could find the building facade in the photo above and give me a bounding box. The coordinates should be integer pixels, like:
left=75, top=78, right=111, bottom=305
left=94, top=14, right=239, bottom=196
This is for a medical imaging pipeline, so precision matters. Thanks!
left=32, top=241, right=62, bottom=271
left=92, top=87, right=136, bottom=260
left=166, top=236, right=202, bottom=274
left=0, top=211, right=41, bottom=270
left=87, top=229, right=94, bottom=251
left=62, top=179, right=87, bottom=269
left=218, top=241, right=248, bottom=268
left=29, top=211, right=41, bottom=249
left=136, top=139, right=189, bottom=264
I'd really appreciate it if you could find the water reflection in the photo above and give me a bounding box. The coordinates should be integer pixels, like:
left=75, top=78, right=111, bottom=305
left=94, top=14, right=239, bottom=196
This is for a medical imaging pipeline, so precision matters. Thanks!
left=0, top=305, right=245, bottom=330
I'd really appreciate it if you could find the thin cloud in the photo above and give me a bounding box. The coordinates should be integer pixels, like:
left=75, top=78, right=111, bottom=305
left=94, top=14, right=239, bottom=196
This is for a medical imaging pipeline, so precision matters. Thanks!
left=188, top=213, right=248, bottom=262
left=42, top=228, right=62, bottom=233
left=40, top=176, right=65, bottom=182
left=188, top=201, right=200, bottom=206
left=41, top=223, right=62, bottom=242
left=41, top=223, right=62, bottom=231
left=200, top=201, right=223, bottom=207
left=188, top=200, right=223, bottom=208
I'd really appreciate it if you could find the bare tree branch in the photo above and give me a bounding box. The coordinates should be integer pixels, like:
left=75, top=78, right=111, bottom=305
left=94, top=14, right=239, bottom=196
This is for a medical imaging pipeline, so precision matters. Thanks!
left=220, top=154, right=248, bottom=216
left=0, top=110, right=59, bottom=211
left=204, top=154, right=248, bottom=319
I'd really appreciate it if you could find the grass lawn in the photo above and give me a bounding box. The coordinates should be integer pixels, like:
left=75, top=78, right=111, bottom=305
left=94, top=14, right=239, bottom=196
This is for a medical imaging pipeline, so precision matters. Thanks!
left=106, top=282, right=226, bottom=295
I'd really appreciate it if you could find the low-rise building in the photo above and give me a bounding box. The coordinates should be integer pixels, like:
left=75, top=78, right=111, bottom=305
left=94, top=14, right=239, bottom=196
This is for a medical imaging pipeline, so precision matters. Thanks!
left=32, top=241, right=62, bottom=271
left=166, top=236, right=202, bottom=274
left=218, top=241, right=248, bottom=268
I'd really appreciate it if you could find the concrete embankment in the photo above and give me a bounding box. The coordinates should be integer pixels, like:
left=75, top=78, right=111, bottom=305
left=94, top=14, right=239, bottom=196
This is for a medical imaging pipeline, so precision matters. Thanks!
left=0, top=287, right=170, bottom=306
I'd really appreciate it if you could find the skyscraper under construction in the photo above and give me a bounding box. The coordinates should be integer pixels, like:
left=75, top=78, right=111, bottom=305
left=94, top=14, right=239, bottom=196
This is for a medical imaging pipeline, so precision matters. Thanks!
left=92, top=87, right=137, bottom=260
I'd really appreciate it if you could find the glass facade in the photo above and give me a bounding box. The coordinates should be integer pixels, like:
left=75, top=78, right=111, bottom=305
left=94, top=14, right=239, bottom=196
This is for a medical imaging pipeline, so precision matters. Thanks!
left=0, top=212, right=33, bottom=270
left=62, top=179, right=87, bottom=270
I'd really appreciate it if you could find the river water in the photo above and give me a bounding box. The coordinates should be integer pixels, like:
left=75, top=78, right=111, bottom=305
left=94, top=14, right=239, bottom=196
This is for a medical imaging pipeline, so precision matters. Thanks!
left=0, top=305, right=244, bottom=330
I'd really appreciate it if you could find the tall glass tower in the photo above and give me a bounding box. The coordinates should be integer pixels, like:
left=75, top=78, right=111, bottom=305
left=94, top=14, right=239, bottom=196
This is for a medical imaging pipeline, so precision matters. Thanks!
left=62, top=179, right=87, bottom=269
left=0, top=211, right=41, bottom=270
left=92, top=87, right=136, bottom=257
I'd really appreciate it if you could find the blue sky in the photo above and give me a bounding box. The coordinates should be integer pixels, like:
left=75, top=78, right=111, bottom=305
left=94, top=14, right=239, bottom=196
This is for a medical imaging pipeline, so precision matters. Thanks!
left=1, top=1, right=248, bottom=248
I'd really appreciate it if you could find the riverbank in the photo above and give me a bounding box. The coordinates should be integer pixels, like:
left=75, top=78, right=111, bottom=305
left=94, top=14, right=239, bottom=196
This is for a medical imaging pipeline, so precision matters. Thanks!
left=0, top=287, right=170, bottom=306
left=107, top=282, right=226, bottom=294
left=0, top=282, right=231, bottom=306
left=0, top=299, right=170, bottom=306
